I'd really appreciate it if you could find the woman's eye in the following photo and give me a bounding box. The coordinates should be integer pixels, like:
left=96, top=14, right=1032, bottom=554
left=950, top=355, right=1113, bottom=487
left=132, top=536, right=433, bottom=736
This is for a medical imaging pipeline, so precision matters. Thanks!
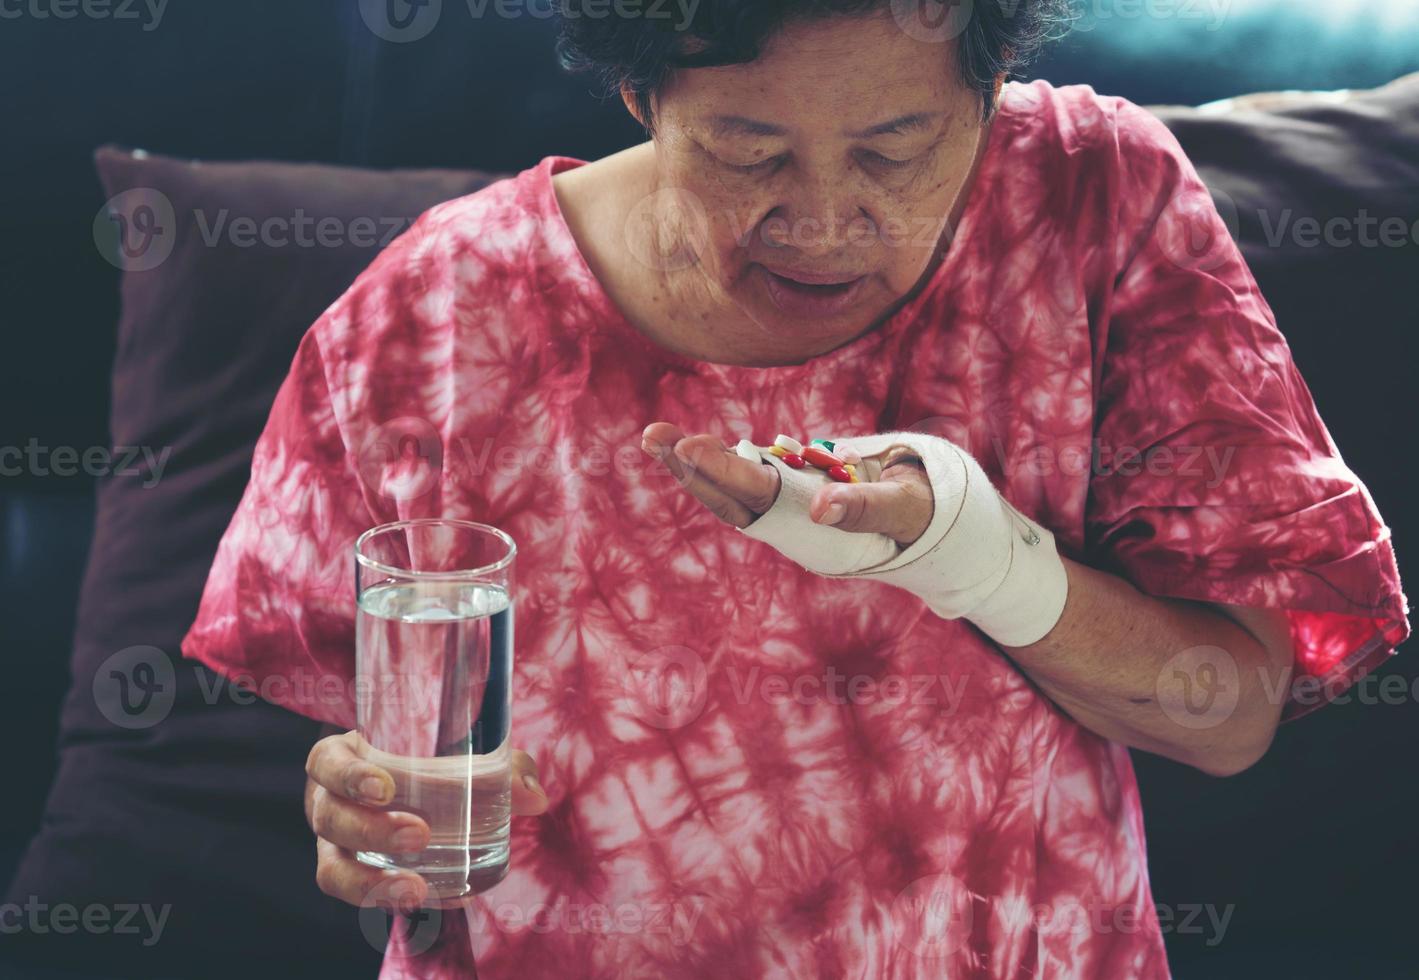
left=727, top=155, right=785, bottom=175
left=860, top=150, right=913, bottom=171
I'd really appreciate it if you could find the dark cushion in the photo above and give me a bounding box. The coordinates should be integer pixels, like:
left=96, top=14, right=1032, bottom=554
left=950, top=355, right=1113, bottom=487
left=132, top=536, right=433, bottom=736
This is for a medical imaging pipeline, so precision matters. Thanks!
left=2, top=146, right=499, bottom=979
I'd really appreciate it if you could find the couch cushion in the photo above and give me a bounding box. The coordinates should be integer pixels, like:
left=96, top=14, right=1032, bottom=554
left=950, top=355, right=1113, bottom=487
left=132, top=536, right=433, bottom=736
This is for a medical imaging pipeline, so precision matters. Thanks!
left=1146, top=72, right=1419, bottom=493
left=3, top=147, right=499, bottom=978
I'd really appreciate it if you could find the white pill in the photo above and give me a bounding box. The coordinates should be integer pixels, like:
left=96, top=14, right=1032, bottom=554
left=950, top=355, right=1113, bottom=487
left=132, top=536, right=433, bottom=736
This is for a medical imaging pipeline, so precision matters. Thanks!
left=773, top=434, right=803, bottom=454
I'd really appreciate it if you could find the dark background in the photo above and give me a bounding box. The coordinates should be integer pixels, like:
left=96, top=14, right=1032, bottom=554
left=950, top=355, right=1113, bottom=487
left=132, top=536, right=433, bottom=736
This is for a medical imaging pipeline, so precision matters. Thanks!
left=3, top=1, right=1417, bottom=977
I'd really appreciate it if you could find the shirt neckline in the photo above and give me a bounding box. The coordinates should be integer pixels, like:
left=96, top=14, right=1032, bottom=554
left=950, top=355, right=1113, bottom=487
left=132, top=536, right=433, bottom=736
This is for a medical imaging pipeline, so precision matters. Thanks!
left=531, top=97, right=1012, bottom=389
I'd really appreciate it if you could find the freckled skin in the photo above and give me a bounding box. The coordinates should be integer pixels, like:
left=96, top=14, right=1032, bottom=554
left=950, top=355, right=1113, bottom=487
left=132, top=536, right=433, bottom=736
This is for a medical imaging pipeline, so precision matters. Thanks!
left=556, top=12, right=995, bottom=368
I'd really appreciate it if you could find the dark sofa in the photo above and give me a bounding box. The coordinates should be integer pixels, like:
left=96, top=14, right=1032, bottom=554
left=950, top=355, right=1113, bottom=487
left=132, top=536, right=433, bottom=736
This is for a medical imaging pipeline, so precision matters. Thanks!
left=3, top=4, right=1417, bottom=978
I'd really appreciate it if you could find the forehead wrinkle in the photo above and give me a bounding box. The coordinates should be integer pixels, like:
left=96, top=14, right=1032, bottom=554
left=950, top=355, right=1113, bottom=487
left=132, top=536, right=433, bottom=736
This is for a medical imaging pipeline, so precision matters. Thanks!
left=704, top=109, right=946, bottom=142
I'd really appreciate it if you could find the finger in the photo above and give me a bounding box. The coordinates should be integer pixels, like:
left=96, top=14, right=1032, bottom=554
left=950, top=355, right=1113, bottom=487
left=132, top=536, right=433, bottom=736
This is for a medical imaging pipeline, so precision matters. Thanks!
left=308, top=782, right=432, bottom=854
left=640, top=424, right=773, bottom=528
left=509, top=749, right=549, bottom=816
left=811, top=466, right=934, bottom=545
left=671, top=433, right=779, bottom=514
left=306, top=729, right=396, bottom=805
left=314, top=836, right=429, bottom=912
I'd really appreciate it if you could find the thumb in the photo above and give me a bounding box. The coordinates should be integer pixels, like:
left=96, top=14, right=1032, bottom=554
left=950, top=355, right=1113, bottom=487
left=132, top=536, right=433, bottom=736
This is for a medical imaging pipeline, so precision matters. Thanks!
left=811, top=474, right=933, bottom=546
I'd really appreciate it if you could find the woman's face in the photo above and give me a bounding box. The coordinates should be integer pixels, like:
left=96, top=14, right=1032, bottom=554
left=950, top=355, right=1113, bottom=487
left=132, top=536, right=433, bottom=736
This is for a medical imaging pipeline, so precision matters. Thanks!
left=640, top=11, right=992, bottom=341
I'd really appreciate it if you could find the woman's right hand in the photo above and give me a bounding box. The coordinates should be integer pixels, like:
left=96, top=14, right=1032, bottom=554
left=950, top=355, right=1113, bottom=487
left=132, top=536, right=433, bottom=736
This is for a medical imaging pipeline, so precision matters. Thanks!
left=304, top=729, right=549, bottom=911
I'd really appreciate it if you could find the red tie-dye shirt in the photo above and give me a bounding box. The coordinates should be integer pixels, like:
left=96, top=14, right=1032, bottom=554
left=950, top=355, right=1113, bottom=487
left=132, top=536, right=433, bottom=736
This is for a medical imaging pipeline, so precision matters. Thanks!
left=182, top=80, right=1409, bottom=979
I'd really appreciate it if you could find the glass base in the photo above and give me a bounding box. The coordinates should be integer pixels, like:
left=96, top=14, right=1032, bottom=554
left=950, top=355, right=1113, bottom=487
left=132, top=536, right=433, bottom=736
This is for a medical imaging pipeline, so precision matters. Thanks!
left=358, top=841, right=510, bottom=900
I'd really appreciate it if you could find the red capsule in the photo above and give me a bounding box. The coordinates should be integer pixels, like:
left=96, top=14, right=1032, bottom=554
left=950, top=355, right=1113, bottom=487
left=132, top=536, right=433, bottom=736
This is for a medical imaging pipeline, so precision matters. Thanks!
left=801, top=445, right=844, bottom=469
left=782, top=453, right=806, bottom=469
left=826, top=465, right=852, bottom=483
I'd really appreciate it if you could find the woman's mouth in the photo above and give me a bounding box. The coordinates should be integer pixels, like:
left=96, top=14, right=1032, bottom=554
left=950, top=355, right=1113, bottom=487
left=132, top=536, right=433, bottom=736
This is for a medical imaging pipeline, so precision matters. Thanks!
left=758, top=265, right=867, bottom=317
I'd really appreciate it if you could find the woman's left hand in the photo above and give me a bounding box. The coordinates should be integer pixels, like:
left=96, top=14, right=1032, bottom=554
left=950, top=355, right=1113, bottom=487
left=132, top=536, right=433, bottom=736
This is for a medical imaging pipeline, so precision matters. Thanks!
left=640, top=421, right=934, bottom=547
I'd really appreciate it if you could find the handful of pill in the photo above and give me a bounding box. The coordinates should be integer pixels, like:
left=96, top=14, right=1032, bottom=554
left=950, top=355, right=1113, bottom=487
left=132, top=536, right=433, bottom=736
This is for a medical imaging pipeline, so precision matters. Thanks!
left=739, top=433, right=861, bottom=483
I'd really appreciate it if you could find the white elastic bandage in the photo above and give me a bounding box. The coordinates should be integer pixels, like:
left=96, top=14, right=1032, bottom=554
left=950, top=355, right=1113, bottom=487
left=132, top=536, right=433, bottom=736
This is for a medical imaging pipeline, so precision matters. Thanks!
left=734, top=431, right=1069, bottom=647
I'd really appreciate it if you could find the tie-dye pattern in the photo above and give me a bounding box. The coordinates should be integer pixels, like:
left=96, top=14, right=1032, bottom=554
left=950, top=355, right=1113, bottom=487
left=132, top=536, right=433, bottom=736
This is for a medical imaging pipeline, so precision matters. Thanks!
left=181, top=80, right=1409, bottom=979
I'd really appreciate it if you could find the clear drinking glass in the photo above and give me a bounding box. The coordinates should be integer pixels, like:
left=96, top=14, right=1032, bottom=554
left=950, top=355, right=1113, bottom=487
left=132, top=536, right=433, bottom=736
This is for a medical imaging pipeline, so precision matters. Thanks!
left=353, top=519, right=516, bottom=899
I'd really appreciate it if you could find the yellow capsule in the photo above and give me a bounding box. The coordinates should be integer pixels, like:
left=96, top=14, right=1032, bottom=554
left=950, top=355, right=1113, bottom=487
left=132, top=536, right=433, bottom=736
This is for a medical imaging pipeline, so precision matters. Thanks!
left=768, top=445, right=788, bottom=458
left=844, top=463, right=858, bottom=482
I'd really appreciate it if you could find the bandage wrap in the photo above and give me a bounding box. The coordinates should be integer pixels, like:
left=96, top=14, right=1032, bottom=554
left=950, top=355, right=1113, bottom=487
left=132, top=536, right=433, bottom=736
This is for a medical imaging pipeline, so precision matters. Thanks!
left=734, top=431, right=1068, bottom=647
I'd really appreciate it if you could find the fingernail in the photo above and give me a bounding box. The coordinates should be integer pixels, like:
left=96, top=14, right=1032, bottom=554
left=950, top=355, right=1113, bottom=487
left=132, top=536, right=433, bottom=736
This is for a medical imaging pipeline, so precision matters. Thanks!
left=673, top=443, right=692, bottom=463
left=641, top=438, right=657, bottom=455
left=522, top=771, right=545, bottom=798
left=391, top=826, right=426, bottom=852
left=393, top=885, right=423, bottom=915
left=821, top=501, right=846, bottom=525
left=360, top=776, right=390, bottom=803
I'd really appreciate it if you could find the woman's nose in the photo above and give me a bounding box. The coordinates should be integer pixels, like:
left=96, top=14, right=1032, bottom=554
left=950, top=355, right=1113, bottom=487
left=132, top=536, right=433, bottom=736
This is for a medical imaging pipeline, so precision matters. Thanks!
left=762, top=173, right=870, bottom=258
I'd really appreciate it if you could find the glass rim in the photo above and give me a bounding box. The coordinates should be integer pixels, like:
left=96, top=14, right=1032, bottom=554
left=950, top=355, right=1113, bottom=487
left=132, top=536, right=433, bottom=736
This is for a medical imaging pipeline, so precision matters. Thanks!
left=354, top=518, right=517, bottom=581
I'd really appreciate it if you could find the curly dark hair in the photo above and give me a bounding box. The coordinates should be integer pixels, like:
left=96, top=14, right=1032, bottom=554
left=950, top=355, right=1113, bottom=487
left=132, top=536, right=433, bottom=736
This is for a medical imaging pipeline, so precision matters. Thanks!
left=556, top=0, right=1073, bottom=132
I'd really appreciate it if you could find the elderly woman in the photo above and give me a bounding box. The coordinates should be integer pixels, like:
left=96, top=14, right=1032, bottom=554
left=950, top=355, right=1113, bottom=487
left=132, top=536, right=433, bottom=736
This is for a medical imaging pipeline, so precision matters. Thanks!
left=183, top=2, right=1407, bottom=978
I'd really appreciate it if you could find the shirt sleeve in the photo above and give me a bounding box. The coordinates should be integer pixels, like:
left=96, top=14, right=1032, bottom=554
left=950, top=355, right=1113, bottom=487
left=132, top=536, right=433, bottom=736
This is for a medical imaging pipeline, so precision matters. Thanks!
left=1084, top=101, right=1410, bottom=721
left=178, top=323, right=377, bottom=729
left=178, top=213, right=452, bottom=730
